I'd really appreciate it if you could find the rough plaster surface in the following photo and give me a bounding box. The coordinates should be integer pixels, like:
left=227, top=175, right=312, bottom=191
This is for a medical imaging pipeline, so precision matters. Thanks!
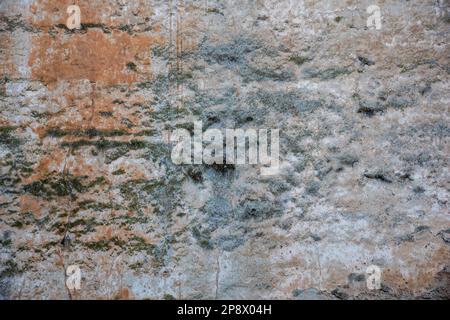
left=0, top=0, right=449, bottom=299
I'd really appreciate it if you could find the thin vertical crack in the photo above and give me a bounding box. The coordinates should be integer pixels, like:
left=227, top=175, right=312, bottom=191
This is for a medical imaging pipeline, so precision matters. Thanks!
left=215, top=253, right=221, bottom=299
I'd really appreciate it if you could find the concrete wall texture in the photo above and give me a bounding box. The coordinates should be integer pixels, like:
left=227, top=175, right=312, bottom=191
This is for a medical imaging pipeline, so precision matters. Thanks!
left=0, top=0, right=449, bottom=299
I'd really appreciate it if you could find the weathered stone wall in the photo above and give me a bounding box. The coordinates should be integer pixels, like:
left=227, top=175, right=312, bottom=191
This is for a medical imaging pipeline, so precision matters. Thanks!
left=0, top=0, right=449, bottom=299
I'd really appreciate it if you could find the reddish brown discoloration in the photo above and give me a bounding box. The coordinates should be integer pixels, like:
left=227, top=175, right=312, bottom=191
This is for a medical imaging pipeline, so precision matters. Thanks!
left=21, top=149, right=66, bottom=184
left=30, top=0, right=155, bottom=28
left=29, top=29, right=164, bottom=86
left=19, top=195, right=45, bottom=219
left=58, top=93, right=141, bottom=131
left=115, top=287, right=133, bottom=300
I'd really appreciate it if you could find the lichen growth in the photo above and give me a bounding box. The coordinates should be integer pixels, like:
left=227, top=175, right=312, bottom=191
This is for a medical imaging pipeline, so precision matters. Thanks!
left=289, top=55, right=310, bottom=65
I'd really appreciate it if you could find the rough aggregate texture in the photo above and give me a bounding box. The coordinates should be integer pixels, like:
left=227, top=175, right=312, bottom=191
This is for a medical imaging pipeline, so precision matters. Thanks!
left=0, top=0, right=449, bottom=299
